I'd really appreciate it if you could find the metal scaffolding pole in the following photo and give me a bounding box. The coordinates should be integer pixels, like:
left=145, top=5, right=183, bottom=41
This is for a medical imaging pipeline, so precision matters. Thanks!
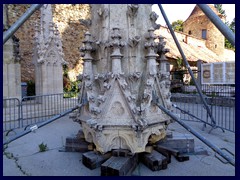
left=3, top=105, right=80, bottom=146
left=3, top=4, right=43, bottom=44
left=197, top=4, right=235, bottom=46
left=158, top=4, right=217, bottom=128
left=153, top=100, right=235, bottom=167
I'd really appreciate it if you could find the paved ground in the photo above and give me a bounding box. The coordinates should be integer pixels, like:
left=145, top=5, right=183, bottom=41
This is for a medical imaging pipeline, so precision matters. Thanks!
left=3, top=115, right=235, bottom=176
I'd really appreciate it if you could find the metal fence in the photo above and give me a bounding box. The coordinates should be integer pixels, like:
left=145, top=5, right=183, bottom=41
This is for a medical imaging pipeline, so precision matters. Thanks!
left=171, top=85, right=235, bottom=132
left=3, top=88, right=235, bottom=134
left=3, top=92, right=78, bottom=134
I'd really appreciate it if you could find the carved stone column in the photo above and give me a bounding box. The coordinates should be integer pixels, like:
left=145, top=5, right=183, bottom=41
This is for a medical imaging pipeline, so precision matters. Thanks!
left=3, top=4, right=21, bottom=101
left=72, top=4, right=172, bottom=154
left=33, top=4, right=66, bottom=96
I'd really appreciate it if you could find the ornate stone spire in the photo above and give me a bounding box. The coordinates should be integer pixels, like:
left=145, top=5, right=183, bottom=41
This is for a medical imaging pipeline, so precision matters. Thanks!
left=33, top=4, right=66, bottom=95
left=72, top=4, right=172, bottom=154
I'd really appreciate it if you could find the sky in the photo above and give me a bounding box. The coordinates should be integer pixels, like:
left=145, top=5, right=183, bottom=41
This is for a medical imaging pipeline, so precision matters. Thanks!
left=152, top=4, right=235, bottom=26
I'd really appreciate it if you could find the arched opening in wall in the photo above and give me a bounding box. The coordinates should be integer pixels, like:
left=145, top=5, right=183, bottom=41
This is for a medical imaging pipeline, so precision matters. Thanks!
left=188, top=30, right=192, bottom=35
left=215, top=44, right=217, bottom=48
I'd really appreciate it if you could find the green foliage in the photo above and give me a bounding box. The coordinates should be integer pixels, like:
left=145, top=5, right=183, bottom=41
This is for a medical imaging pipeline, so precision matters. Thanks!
left=176, top=57, right=184, bottom=69
left=27, top=80, right=35, bottom=96
left=215, top=4, right=235, bottom=50
left=224, top=18, right=235, bottom=50
left=225, top=38, right=234, bottom=50
left=63, top=64, right=69, bottom=77
left=214, top=4, right=226, bottom=16
left=38, top=142, right=48, bottom=152
left=229, top=18, right=235, bottom=33
left=171, top=20, right=184, bottom=32
left=62, top=64, right=80, bottom=97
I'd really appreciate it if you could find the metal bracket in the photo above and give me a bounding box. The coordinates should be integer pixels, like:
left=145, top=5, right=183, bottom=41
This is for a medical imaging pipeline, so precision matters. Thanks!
left=215, top=148, right=235, bottom=165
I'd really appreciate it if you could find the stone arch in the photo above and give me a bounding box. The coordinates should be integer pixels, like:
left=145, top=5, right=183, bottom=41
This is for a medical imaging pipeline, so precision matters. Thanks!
left=86, top=132, right=93, bottom=142
left=108, top=135, right=134, bottom=152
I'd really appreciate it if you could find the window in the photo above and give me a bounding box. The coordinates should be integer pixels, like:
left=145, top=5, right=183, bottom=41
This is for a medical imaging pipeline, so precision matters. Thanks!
left=188, top=30, right=192, bottom=35
left=202, top=29, right=207, bottom=39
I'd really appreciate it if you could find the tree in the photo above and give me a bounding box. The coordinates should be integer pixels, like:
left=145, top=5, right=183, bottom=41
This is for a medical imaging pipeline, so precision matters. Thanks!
left=229, top=18, right=235, bottom=33
left=171, top=20, right=183, bottom=32
left=214, top=4, right=226, bottom=16
left=225, top=18, right=235, bottom=50
left=214, top=4, right=234, bottom=50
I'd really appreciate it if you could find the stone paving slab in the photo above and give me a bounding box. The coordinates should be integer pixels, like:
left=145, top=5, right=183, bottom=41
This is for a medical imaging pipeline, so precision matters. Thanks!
left=3, top=115, right=235, bottom=176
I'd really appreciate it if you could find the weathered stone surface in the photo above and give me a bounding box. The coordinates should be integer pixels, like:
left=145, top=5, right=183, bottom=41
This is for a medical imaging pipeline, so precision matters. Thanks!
left=33, top=4, right=67, bottom=95
left=3, top=4, right=21, bottom=100
left=183, top=5, right=225, bottom=58
left=6, top=4, right=90, bottom=82
left=72, top=4, right=172, bottom=154
left=157, top=134, right=195, bottom=153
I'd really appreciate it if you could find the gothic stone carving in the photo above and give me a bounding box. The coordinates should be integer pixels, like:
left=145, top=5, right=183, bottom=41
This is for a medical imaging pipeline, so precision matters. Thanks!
left=72, top=5, right=172, bottom=154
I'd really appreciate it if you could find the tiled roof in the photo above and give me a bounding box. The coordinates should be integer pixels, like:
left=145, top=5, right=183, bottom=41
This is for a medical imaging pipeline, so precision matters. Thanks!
left=155, top=26, right=222, bottom=63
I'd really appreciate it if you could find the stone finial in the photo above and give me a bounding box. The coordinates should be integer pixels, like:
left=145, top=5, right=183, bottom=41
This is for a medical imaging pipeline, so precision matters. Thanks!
left=80, top=31, right=95, bottom=61
left=109, top=28, right=125, bottom=57
left=145, top=27, right=158, bottom=57
left=150, top=11, right=160, bottom=29
left=109, top=28, right=125, bottom=73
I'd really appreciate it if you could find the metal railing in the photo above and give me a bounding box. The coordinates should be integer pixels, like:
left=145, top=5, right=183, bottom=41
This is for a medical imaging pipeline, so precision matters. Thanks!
left=171, top=91, right=235, bottom=132
left=3, top=92, right=78, bottom=135
left=3, top=98, right=21, bottom=132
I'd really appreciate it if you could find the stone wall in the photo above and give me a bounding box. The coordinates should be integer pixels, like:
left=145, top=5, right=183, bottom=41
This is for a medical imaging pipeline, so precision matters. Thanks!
left=6, top=4, right=90, bottom=82
left=183, top=15, right=225, bottom=58
left=3, top=4, right=22, bottom=100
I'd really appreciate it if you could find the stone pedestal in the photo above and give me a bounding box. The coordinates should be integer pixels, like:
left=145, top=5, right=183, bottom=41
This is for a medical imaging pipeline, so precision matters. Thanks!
left=72, top=4, right=172, bottom=154
left=33, top=4, right=66, bottom=97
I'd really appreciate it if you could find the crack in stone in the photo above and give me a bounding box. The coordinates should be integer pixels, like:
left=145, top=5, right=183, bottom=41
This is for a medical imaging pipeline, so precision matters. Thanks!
left=3, top=150, right=31, bottom=176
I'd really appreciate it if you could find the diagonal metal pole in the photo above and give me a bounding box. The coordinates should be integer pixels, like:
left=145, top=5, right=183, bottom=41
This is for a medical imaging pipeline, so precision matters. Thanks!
left=3, top=4, right=43, bottom=44
left=197, top=4, right=235, bottom=46
left=3, top=105, right=81, bottom=146
left=158, top=4, right=216, bottom=127
left=153, top=100, right=235, bottom=167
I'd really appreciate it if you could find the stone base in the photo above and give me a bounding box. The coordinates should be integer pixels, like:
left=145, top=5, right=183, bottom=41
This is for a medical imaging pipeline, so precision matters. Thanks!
left=64, top=131, right=197, bottom=175
left=157, top=134, right=195, bottom=153
left=82, top=122, right=167, bottom=154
